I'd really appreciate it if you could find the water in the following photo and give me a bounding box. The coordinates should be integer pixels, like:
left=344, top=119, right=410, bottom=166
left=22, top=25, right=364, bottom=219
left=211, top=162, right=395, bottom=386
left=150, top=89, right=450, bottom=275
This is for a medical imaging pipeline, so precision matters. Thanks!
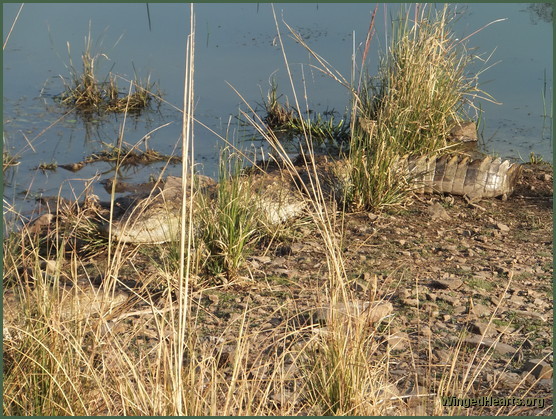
left=3, top=3, right=553, bottom=219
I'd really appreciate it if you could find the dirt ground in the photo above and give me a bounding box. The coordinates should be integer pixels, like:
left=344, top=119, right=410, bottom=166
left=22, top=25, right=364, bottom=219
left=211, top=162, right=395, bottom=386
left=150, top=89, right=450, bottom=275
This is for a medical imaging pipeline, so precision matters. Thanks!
left=4, top=161, right=553, bottom=415
left=122, top=161, right=552, bottom=414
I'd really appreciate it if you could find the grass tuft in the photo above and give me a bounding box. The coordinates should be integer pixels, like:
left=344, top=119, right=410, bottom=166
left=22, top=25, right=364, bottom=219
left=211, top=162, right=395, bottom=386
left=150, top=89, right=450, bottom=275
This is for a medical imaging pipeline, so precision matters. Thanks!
left=55, top=28, right=159, bottom=115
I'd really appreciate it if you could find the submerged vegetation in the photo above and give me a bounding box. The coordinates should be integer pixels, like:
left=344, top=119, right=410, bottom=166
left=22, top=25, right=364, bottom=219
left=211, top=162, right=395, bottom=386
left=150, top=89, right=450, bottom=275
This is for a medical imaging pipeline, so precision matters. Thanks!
left=57, top=143, right=181, bottom=173
left=3, top=4, right=551, bottom=416
left=264, top=79, right=350, bottom=150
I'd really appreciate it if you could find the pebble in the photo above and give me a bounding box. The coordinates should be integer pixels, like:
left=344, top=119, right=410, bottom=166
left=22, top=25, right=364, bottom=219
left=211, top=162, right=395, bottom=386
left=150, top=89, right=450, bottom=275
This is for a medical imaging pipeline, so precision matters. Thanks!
left=463, top=335, right=518, bottom=356
left=496, top=223, right=510, bottom=232
left=470, top=303, right=491, bottom=317
left=522, top=359, right=553, bottom=379
left=420, top=325, right=432, bottom=338
left=468, top=320, right=496, bottom=337
left=387, top=331, right=409, bottom=351
left=431, top=278, right=463, bottom=290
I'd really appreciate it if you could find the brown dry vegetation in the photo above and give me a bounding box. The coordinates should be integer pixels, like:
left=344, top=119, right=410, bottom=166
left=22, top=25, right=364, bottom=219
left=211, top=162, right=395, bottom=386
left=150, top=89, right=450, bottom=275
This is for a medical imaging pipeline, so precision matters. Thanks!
left=3, top=4, right=553, bottom=416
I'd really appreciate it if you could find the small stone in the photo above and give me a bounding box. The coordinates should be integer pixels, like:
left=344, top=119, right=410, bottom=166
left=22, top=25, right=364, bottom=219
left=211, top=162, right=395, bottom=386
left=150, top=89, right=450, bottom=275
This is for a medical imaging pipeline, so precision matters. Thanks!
left=496, top=223, right=510, bottom=232
left=420, top=325, right=433, bottom=338
left=468, top=321, right=496, bottom=337
left=428, top=202, right=450, bottom=221
left=522, top=359, right=553, bottom=379
left=387, top=331, right=409, bottom=351
left=471, top=303, right=491, bottom=318
left=431, top=278, right=463, bottom=290
left=463, top=335, right=518, bottom=356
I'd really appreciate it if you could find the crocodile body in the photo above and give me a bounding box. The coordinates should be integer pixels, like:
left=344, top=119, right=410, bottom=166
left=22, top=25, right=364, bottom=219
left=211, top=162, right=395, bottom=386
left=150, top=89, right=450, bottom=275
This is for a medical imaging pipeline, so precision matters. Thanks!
left=97, top=154, right=520, bottom=244
left=399, top=154, right=521, bottom=199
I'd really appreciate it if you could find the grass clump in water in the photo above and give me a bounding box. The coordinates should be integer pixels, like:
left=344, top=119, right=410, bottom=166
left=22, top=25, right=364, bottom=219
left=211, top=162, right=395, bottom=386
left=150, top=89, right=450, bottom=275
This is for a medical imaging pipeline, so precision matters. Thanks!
left=264, top=79, right=350, bottom=150
left=56, top=29, right=159, bottom=115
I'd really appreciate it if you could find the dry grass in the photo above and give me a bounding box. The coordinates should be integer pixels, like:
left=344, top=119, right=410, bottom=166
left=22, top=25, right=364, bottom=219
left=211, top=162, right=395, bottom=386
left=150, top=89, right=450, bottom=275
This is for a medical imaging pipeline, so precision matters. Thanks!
left=3, top=4, right=546, bottom=417
left=347, top=4, right=491, bottom=211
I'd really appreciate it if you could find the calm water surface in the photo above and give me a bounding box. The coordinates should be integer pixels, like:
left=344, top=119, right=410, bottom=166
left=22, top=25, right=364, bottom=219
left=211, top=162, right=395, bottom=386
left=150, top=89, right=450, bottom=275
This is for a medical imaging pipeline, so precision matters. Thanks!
left=2, top=3, right=553, bottom=219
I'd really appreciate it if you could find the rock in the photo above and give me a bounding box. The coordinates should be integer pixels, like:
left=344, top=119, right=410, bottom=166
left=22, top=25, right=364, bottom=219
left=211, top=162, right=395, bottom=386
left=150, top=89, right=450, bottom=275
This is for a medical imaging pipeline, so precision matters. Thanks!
left=315, top=301, right=394, bottom=326
left=431, top=278, right=463, bottom=290
left=463, top=335, right=518, bottom=356
left=387, top=331, right=409, bottom=351
left=496, top=223, right=510, bottom=232
left=522, top=359, right=553, bottom=379
left=428, top=202, right=450, bottom=221
left=420, top=325, right=433, bottom=338
left=470, top=303, right=491, bottom=317
left=468, top=321, right=496, bottom=337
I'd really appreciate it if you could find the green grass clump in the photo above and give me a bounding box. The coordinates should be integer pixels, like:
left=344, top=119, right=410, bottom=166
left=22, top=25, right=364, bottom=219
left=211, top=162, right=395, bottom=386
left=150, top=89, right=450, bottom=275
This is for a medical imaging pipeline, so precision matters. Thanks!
left=197, top=148, right=259, bottom=281
left=349, top=4, right=486, bottom=211
left=264, top=79, right=350, bottom=150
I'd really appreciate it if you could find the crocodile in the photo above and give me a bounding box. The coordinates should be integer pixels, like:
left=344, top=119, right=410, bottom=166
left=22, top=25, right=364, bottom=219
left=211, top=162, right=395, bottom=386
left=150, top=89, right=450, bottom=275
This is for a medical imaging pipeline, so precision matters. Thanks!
left=95, top=153, right=521, bottom=244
